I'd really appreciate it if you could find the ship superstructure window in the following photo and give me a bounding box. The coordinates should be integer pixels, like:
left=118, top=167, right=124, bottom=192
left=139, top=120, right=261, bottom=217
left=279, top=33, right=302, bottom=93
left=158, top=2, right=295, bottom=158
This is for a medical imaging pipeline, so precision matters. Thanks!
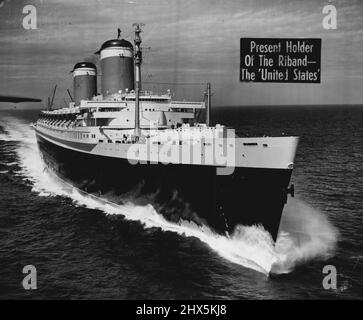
left=125, top=97, right=169, bottom=102
left=99, top=107, right=123, bottom=112
left=141, top=98, right=168, bottom=102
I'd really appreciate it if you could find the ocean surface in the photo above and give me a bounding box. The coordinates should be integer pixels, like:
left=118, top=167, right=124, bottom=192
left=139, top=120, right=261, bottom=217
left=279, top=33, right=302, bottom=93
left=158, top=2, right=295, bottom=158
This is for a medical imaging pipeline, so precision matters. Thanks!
left=0, top=105, right=362, bottom=299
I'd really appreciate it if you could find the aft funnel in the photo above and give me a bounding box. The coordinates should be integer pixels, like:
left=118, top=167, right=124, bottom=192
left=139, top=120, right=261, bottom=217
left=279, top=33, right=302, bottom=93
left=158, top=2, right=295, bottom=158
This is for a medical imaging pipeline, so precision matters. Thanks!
left=72, top=62, right=97, bottom=105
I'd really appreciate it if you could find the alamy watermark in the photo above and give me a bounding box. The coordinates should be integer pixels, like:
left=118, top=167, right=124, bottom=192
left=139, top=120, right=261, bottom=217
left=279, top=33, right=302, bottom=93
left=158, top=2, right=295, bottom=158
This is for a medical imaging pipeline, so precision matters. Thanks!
left=322, top=264, right=337, bottom=290
left=0, top=1, right=37, bottom=29
left=322, top=1, right=337, bottom=30
left=126, top=126, right=237, bottom=176
left=22, top=5, right=37, bottom=30
left=22, top=265, right=37, bottom=290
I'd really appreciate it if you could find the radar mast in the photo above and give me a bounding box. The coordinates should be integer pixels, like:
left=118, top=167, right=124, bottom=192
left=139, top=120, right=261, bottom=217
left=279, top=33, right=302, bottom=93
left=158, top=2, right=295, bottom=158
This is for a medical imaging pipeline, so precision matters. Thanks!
left=133, top=22, right=144, bottom=137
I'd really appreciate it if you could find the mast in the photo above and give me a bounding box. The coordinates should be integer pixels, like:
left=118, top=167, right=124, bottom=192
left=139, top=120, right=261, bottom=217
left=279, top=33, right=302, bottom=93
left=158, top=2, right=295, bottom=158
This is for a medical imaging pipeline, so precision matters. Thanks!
left=49, top=85, right=57, bottom=110
left=206, top=82, right=211, bottom=126
left=67, top=89, right=74, bottom=102
left=133, top=23, right=144, bottom=137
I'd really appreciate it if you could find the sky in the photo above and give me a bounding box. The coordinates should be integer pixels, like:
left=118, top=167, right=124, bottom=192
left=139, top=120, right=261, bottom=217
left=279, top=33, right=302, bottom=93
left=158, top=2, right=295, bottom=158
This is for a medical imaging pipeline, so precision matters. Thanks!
left=0, top=0, right=362, bottom=108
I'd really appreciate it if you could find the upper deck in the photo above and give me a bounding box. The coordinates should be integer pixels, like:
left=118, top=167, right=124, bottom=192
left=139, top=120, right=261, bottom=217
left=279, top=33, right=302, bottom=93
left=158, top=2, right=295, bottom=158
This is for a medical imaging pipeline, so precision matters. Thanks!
left=39, top=90, right=206, bottom=130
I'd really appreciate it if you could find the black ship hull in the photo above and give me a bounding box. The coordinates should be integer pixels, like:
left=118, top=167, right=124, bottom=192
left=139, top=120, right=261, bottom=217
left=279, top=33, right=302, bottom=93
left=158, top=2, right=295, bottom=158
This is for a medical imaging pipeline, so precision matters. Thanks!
left=36, top=134, right=292, bottom=241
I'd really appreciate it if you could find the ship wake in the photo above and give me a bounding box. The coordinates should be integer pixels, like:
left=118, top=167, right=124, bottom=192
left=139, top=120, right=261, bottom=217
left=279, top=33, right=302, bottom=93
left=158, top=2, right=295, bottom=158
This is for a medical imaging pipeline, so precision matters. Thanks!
left=0, top=116, right=338, bottom=275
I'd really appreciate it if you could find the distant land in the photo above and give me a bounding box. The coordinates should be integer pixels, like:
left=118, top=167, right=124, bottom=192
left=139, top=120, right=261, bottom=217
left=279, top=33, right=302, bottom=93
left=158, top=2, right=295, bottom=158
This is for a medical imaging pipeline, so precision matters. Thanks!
left=0, top=95, right=42, bottom=104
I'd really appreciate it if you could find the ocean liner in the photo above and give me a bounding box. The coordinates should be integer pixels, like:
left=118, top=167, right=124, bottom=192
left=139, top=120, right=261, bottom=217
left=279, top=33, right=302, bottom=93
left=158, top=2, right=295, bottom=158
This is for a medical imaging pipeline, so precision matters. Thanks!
left=32, top=24, right=298, bottom=241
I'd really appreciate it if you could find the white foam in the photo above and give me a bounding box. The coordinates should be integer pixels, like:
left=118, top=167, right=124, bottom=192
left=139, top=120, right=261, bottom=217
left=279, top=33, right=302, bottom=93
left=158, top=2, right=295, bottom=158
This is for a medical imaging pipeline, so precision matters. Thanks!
left=273, top=199, right=339, bottom=273
left=0, top=116, right=339, bottom=275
